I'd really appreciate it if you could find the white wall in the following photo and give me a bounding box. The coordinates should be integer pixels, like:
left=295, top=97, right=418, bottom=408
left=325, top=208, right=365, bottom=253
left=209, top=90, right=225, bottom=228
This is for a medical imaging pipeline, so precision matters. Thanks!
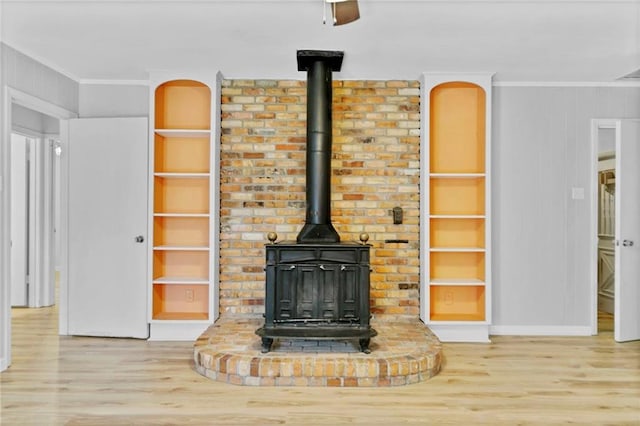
left=1, top=44, right=78, bottom=112
left=492, top=85, right=640, bottom=330
left=79, top=83, right=148, bottom=118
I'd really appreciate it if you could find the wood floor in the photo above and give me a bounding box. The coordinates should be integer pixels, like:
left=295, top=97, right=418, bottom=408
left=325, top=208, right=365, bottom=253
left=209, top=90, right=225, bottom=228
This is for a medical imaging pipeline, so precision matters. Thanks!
left=1, top=306, right=639, bottom=425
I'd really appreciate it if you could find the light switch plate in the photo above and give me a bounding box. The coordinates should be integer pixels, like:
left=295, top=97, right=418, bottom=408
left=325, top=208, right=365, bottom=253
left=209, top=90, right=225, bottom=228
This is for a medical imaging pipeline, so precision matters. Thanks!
left=572, top=187, right=585, bottom=200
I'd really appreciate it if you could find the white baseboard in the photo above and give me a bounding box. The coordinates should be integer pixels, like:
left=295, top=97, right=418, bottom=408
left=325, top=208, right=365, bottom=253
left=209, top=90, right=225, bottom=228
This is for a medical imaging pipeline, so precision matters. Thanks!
left=0, top=357, right=8, bottom=372
left=490, top=325, right=593, bottom=336
left=148, top=322, right=212, bottom=341
left=429, top=324, right=491, bottom=342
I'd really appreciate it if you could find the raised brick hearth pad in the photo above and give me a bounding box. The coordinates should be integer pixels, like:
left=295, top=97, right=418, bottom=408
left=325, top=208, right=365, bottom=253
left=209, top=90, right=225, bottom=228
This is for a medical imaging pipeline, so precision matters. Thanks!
left=193, top=315, right=442, bottom=386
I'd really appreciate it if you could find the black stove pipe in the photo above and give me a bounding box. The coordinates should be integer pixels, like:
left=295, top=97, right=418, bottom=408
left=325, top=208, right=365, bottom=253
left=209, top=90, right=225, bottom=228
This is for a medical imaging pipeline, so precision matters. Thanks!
left=296, top=50, right=343, bottom=244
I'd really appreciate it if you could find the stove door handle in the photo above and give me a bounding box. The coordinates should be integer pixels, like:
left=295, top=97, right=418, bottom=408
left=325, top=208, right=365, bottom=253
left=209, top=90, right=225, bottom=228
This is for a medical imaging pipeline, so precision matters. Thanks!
left=319, top=264, right=326, bottom=270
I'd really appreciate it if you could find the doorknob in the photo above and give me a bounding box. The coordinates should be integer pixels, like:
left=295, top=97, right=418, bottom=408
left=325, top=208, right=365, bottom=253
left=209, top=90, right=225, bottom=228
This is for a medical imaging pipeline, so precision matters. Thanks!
left=622, top=239, right=634, bottom=247
left=135, top=235, right=144, bottom=243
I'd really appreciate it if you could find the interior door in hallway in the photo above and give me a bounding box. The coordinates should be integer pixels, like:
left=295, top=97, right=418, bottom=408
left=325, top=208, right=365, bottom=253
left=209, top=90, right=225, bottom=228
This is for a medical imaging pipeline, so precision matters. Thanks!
left=67, top=117, right=148, bottom=338
left=614, top=119, right=640, bottom=342
left=10, top=134, right=29, bottom=306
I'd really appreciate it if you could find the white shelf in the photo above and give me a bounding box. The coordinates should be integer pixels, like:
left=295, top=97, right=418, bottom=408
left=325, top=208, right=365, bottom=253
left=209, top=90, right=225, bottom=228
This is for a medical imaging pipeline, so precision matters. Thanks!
left=154, top=172, right=210, bottom=178
left=429, top=215, right=486, bottom=219
left=154, top=213, right=210, bottom=218
left=430, top=247, right=485, bottom=252
left=149, top=318, right=210, bottom=324
left=429, top=173, right=485, bottom=178
left=429, top=279, right=485, bottom=286
left=155, top=129, right=211, bottom=138
left=153, top=277, right=210, bottom=284
left=153, top=246, right=209, bottom=251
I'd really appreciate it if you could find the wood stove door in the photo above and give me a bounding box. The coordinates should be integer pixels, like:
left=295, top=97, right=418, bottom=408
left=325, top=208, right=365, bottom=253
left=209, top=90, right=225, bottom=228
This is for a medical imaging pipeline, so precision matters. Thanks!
left=274, top=262, right=363, bottom=323
left=292, top=264, right=340, bottom=320
left=274, top=264, right=296, bottom=321
left=275, top=263, right=347, bottom=321
left=338, top=264, right=359, bottom=321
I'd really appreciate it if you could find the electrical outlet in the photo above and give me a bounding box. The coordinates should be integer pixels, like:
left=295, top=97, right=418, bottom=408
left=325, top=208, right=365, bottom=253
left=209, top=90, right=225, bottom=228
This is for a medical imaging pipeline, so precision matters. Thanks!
left=185, top=288, right=194, bottom=303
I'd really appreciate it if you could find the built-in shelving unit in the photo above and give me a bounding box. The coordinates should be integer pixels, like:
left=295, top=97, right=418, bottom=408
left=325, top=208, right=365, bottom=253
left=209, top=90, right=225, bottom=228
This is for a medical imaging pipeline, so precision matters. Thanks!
left=421, top=73, right=493, bottom=342
left=148, top=76, right=220, bottom=340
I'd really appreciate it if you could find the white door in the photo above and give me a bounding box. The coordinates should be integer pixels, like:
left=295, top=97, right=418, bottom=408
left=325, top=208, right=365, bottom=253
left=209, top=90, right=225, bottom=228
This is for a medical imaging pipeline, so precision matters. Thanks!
left=67, top=117, right=148, bottom=338
left=10, top=134, right=29, bottom=306
left=614, top=119, right=640, bottom=342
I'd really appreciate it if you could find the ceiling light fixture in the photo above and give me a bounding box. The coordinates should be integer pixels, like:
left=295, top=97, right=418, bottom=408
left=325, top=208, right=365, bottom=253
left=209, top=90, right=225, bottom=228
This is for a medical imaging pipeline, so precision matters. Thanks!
left=324, top=0, right=360, bottom=26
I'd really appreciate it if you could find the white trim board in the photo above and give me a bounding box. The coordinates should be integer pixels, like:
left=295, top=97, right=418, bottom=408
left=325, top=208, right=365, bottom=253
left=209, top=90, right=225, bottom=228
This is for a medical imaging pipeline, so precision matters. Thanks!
left=79, top=79, right=150, bottom=86
left=10, top=90, right=77, bottom=123
left=79, top=79, right=640, bottom=88
left=494, top=81, right=640, bottom=87
left=490, top=326, right=594, bottom=336
left=11, top=125, right=51, bottom=139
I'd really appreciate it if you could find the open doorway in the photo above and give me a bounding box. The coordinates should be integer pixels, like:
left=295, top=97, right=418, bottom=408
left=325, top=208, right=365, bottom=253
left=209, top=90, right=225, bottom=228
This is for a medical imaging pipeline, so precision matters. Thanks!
left=10, top=103, right=61, bottom=309
left=591, top=118, right=640, bottom=342
left=595, top=123, right=616, bottom=334
left=1, top=88, right=76, bottom=371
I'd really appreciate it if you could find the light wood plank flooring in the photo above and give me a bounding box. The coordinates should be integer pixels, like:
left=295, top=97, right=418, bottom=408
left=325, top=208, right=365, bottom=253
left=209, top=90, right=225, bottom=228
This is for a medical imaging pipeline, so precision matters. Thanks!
left=1, top=305, right=639, bottom=425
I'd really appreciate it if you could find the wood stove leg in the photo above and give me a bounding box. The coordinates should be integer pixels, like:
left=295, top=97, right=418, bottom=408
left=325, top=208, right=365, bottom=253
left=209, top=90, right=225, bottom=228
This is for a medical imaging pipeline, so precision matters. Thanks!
left=261, top=337, right=273, bottom=353
left=359, top=338, right=371, bottom=354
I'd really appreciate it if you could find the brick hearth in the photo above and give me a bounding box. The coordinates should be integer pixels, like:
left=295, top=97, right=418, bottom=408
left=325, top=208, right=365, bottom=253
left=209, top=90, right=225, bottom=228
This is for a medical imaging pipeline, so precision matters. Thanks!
left=193, top=316, right=442, bottom=386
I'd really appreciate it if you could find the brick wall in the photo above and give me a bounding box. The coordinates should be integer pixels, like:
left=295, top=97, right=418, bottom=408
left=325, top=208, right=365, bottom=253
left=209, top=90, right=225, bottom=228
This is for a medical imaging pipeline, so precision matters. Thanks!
left=219, top=79, right=421, bottom=316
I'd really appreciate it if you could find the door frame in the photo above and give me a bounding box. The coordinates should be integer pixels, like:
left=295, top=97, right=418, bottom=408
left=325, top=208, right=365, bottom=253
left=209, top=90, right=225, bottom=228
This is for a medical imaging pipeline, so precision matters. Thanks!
left=0, top=87, right=76, bottom=371
left=589, top=118, right=619, bottom=335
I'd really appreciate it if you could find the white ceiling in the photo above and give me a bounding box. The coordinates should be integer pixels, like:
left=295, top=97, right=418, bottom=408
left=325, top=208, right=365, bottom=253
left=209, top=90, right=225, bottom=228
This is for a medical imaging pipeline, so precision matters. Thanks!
left=1, top=0, right=639, bottom=83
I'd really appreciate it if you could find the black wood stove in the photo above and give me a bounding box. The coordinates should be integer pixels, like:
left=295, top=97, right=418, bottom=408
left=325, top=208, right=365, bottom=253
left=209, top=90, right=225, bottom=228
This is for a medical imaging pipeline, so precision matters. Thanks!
left=255, top=50, right=376, bottom=354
